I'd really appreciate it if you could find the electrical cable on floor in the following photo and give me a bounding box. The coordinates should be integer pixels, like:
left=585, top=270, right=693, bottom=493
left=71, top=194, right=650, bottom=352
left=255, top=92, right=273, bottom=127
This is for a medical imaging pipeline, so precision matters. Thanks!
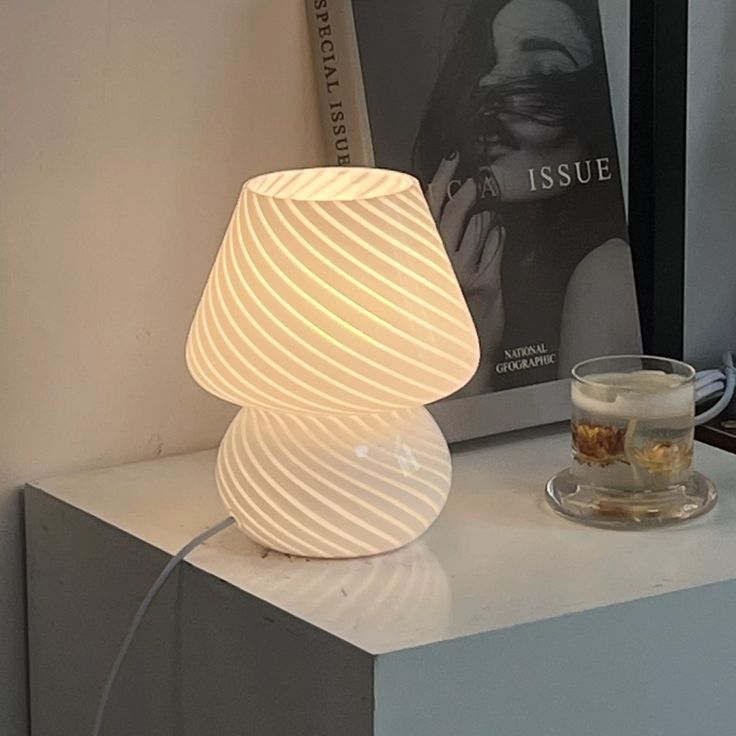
left=91, top=516, right=236, bottom=736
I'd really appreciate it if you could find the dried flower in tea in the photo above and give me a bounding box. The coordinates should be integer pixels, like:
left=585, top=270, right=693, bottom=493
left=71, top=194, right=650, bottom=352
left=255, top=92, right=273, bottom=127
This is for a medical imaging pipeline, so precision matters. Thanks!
left=632, top=442, right=694, bottom=477
left=571, top=422, right=627, bottom=467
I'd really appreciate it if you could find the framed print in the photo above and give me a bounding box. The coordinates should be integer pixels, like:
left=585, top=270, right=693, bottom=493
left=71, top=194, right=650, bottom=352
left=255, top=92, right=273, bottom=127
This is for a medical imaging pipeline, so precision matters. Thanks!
left=308, top=0, right=642, bottom=441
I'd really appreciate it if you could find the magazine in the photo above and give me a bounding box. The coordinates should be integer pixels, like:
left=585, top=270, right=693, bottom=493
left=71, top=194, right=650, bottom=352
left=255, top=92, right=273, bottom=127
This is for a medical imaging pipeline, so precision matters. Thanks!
left=307, top=0, right=641, bottom=435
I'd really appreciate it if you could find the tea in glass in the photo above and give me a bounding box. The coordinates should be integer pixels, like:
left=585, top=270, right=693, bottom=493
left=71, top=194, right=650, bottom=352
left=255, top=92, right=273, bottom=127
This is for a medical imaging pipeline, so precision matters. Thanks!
left=547, top=356, right=717, bottom=528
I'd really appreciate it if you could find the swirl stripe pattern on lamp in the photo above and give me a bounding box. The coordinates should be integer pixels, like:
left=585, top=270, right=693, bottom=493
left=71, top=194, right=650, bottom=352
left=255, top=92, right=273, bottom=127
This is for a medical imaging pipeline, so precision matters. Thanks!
left=187, top=168, right=478, bottom=415
left=216, top=408, right=452, bottom=558
left=187, top=167, right=479, bottom=558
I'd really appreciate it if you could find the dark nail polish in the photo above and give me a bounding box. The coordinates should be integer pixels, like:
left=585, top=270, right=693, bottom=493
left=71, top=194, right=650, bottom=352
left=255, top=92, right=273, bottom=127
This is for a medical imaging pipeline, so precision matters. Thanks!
left=446, top=151, right=458, bottom=160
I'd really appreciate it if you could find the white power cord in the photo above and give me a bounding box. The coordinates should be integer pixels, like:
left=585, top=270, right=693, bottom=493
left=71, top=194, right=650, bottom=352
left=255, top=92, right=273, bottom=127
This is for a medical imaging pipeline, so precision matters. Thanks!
left=695, top=351, right=736, bottom=425
left=92, top=516, right=235, bottom=736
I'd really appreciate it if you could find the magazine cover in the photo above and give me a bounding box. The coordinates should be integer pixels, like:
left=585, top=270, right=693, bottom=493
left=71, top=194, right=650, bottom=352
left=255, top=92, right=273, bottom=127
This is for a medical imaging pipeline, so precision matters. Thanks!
left=308, top=0, right=641, bottom=432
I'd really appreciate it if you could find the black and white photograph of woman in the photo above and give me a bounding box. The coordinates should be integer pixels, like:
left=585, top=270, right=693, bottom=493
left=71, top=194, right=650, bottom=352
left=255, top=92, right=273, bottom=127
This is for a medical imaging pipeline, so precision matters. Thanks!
left=413, top=0, right=641, bottom=396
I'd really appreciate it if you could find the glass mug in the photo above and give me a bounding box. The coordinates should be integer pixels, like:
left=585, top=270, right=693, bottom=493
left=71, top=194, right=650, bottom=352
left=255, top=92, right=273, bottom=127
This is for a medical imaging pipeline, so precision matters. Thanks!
left=547, top=355, right=717, bottom=528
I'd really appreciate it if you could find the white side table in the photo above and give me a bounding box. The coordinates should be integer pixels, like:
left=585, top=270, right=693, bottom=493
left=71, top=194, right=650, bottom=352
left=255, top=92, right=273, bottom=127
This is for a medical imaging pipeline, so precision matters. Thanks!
left=26, top=426, right=736, bottom=736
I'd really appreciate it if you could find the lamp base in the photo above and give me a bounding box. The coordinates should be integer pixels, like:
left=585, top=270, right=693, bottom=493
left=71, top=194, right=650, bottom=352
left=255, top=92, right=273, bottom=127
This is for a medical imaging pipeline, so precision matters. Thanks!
left=215, top=406, right=452, bottom=558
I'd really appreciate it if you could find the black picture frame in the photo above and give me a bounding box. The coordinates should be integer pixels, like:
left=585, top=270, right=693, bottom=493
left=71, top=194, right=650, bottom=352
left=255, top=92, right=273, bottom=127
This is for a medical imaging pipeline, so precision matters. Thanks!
left=629, top=0, right=689, bottom=359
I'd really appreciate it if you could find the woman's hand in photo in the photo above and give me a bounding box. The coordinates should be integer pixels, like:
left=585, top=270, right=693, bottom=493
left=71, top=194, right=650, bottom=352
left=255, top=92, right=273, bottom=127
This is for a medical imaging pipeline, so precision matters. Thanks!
left=428, top=154, right=504, bottom=295
left=428, top=154, right=505, bottom=392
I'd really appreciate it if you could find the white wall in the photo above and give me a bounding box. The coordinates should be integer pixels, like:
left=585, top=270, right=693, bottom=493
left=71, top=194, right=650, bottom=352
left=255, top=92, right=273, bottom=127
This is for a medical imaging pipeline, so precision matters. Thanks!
left=684, top=1, right=736, bottom=368
left=0, top=1, right=324, bottom=733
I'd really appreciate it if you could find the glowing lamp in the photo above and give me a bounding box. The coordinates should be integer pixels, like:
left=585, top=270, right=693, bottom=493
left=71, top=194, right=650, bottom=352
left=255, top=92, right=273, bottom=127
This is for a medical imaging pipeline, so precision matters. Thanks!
left=187, top=167, right=479, bottom=557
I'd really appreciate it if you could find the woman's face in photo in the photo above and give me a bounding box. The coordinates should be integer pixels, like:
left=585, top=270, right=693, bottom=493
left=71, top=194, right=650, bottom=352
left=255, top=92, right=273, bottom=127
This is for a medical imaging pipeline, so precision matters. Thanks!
left=476, top=0, right=594, bottom=201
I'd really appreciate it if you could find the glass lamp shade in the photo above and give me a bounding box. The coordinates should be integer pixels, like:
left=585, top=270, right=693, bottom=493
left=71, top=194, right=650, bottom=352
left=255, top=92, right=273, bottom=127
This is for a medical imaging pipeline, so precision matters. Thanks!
left=186, top=167, right=479, bottom=415
left=186, top=167, right=480, bottom=558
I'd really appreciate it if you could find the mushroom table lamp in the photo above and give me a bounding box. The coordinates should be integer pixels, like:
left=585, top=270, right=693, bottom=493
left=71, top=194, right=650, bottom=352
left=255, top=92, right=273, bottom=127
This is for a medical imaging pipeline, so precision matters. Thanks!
left=186, top=167, right=479, bottom=558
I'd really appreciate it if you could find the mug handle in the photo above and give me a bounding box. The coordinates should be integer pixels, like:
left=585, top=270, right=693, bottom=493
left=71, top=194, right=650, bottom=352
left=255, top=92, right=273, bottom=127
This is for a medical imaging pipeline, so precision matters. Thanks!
left=695, top=352, right=736, bottom=425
